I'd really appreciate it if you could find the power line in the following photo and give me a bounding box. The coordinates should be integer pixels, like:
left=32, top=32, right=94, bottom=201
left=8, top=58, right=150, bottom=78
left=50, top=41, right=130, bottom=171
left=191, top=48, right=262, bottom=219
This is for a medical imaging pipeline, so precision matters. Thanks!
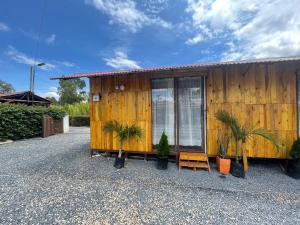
left=33, top=0, right=47, bottom=65
left=29, top=0, right=48, bottom=94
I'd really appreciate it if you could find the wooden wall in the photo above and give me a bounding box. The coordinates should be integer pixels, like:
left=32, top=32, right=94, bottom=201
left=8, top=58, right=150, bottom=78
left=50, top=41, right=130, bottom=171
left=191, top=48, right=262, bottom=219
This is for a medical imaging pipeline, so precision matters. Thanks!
left=207, top=61, right=299, bottom=158
left=90, top=75, right=152, bottom=152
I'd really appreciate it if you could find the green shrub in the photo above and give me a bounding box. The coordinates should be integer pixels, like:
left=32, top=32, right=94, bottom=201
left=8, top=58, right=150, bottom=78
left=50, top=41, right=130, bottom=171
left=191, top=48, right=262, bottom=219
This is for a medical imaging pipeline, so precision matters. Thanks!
left=69, top=116, right=90, bottom=127
left=157, top=132, right=170, bottom=157
left=290, top=138, right=300, bottom=161
left=0, top=104, right=65, bottom=140
left=51, top=103, right=89, bottom=116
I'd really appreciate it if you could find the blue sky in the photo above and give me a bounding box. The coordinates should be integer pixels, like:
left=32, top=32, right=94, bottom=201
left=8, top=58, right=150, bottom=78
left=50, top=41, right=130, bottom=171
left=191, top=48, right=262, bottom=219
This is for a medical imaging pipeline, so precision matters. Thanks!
left=0, top=0, right=299, bottom=98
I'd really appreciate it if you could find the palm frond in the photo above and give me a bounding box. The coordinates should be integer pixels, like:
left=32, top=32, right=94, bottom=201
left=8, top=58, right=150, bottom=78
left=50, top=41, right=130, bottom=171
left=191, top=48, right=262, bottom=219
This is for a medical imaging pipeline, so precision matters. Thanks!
left=248, top=128, right=282, bottom=150
left=103, top=121, right=143, bottom=147
left=103, top=120, right=122, bottom=133
left=125, top=125, right=143, bottom=139
left=215, top=110, right=241, bottom=141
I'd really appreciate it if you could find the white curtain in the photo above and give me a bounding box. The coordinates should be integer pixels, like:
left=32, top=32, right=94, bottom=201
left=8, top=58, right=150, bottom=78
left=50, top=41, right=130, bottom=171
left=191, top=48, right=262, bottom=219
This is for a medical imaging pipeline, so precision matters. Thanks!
left=152, top=78, right=175, bottom=145
left=178, top=77, right=202, bottom=147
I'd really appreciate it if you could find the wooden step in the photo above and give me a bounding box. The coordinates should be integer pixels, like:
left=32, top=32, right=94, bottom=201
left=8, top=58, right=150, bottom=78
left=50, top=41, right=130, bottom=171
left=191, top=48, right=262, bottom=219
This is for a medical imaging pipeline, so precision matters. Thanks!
left=180, top=152, right=208, bottom=161
left=179, top=161, right=209, bottom=168
left=179, top=151, right=211, bottom=173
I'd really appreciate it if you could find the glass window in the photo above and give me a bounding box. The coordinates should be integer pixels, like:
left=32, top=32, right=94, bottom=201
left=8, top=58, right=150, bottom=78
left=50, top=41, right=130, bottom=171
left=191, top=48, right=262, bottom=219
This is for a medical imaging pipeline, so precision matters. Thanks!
left=152, top=78, right=175, bottom=145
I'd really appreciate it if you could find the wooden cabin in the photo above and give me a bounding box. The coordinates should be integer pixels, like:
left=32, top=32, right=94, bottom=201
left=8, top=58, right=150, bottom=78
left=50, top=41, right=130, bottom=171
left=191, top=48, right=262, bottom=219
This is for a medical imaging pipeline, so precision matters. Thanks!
left=53, top=57, right=300, bottom=159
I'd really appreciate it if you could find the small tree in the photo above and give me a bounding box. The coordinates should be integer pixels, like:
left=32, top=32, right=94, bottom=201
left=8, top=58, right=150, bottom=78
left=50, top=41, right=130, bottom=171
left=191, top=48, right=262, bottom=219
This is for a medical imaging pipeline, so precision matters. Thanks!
left=103, top=121, right=142, bottom=158
left=215, top=110, right=282, bottom=163
left=290, top=138, right=300, bottom=162
left=157, top=132, right=170, bottom=157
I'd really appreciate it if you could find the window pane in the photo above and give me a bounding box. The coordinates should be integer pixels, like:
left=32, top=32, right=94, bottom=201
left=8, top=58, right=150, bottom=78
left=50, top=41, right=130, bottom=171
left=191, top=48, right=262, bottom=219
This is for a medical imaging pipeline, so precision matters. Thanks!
left=178, top=77, right=203, bottom=147
left=152, top=79, right=175, bottom=145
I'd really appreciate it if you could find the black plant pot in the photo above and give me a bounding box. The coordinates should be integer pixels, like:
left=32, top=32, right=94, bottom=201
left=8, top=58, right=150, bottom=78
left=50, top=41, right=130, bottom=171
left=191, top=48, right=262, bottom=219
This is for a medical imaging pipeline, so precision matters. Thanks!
left=230, top=161, right=245, bottom=178
left=114, top=153, right=125, bottom=169
left=157, top=156, right=168, bottom=170
left=286, top=160, right=300, bottom=179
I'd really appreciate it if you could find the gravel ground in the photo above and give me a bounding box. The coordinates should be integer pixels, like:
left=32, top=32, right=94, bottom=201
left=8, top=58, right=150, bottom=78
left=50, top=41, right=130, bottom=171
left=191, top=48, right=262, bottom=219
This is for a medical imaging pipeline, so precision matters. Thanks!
left=0, top=127, right=299, bottom=225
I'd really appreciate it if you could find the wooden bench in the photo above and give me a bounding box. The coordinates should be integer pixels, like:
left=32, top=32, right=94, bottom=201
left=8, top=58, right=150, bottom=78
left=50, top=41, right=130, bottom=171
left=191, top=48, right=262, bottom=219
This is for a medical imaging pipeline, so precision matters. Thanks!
left=179, top=152, right=211, bottom=172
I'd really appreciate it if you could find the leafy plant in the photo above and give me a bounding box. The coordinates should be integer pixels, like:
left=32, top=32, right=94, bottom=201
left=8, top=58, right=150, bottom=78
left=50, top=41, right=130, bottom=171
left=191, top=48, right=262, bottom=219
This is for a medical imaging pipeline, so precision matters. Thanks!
left=0, top=104, right=65, bottom=140
left=290, top=138, right=300, bottom=161
left=157, top=132, right=170, bottom=157
left=217, top=132, right=230, bottom=158
left=103, top=120, right=142, bottom=158
left=51, top=102, right=89, bottom=116
left=215, top=110, right=282, bottom=163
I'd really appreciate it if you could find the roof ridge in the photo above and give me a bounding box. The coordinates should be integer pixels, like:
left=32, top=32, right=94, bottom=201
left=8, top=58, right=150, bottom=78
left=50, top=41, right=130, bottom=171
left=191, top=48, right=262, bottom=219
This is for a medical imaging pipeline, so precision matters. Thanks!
left=51, top=55, right=300, bottom=80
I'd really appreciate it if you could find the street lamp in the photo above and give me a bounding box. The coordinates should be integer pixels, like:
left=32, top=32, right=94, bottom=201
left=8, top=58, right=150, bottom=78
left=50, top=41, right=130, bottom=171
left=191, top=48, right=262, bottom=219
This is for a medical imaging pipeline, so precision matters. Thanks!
left=37, top=62, right=46, bottom=67
left=29, top=62, right=46, bottom=93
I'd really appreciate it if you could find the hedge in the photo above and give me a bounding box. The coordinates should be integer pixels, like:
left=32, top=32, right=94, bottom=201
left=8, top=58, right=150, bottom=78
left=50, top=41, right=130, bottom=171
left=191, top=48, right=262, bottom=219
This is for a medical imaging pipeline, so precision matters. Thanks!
left=0, top=104, right=65, bottom=141
left=70, top=116, right=90, bottom=127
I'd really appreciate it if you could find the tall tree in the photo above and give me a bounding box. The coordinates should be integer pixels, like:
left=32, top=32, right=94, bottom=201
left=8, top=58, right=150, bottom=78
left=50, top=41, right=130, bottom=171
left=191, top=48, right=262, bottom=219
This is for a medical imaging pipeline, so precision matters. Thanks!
left=57, top=78, right=86, bottom=105
left=0, top=80, right=15, bottom=94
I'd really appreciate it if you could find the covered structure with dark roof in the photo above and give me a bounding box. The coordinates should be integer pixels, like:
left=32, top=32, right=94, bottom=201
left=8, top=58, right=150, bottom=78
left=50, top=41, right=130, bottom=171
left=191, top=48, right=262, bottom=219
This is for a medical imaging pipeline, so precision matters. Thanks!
left=52, top=56, right=300, bottom=160
left=0, top=91, right=51, bottom=106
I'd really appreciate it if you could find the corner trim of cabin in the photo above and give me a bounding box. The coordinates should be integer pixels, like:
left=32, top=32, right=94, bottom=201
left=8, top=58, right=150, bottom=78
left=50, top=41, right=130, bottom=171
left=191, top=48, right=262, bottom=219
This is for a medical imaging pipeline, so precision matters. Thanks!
left=296, top=69, right=300, bottom=137
left=203, top=75, right=208, bottom=154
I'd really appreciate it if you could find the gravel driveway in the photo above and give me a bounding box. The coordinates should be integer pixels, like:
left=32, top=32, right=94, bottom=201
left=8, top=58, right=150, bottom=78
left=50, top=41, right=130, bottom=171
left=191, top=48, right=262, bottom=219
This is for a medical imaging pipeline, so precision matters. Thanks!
left=0, top=127, right=299, bottom=225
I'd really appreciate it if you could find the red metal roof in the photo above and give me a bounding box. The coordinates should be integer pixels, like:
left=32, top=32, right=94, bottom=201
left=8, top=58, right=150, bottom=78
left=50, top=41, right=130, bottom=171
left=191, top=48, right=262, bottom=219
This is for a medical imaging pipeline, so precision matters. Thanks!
left=51, top=56, right=300, bottom=80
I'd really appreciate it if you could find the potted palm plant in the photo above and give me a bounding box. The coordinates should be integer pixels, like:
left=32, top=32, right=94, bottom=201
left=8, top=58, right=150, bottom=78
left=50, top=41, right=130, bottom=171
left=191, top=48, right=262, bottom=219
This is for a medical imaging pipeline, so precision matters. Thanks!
left=103, top=120, right=142, bottom=169
left=216, top=133, right=231, bottom=175
left=215, top=110, right=281, bottom=178
left=286, top=138, right=300, bottom=179
left=157, top=132, right=170, bottom=170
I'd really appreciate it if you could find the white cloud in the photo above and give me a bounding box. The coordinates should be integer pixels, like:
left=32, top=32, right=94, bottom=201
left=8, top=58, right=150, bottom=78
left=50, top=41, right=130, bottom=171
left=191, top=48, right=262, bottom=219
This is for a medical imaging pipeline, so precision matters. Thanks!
left=85, top=0, right=171, bottom=32
left=52, top=60, right=78, bottom=68
left=185, top=33, right=203, bottom=45
left=104, top=50, right=141, bottom=69
left=6, top=46, right=77, bottom=71
left=143, top=0, right=169, bottom=14
left=0, top=22, right=10, bottom=31
left=60, top=61, right=77, bottom=68
left=6, top=46, right=56, bottom=70
left=39, top=87, right=59, bottom=100
left=185, top=0, right=300, bottom=59
left=45, top=34, right=56, bottom=44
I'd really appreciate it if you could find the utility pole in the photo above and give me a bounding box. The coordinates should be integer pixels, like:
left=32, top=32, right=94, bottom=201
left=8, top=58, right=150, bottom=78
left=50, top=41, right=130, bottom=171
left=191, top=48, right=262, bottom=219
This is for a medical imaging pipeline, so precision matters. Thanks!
left=29, top=62, right=46, bottom=93
left=29, top=66, right=33, bottom=92
left=29, top=62, right=46, bottom=103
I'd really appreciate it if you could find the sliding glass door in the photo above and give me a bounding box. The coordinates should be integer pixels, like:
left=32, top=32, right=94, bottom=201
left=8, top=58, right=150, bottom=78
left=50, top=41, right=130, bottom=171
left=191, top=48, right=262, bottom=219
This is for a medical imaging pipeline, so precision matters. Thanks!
left=152, top=76, right=205, bottom=150
left=152, top=78, right=175, bottom=146
left=178, top=77, right=204, bottom=149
